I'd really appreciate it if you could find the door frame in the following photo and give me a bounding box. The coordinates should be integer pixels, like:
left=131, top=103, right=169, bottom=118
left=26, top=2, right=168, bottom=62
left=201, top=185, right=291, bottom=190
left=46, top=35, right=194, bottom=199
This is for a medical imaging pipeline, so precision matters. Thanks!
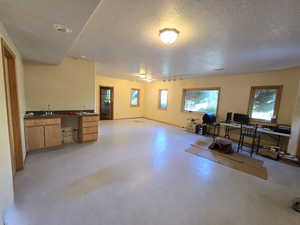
left=99, top=86, right=114, bottom=120
left=1, top=38, right=24, bottom=172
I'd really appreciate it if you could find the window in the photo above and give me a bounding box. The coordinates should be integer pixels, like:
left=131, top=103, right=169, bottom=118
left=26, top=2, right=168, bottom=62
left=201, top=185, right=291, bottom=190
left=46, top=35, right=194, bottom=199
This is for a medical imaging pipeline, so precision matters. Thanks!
left=159, top=89, right=168, bottom=110
left=130, top=89, right=140, bottom=106
left=182, top=88, right=220, bottom=114
left=248, top=86, right=282, bottom=121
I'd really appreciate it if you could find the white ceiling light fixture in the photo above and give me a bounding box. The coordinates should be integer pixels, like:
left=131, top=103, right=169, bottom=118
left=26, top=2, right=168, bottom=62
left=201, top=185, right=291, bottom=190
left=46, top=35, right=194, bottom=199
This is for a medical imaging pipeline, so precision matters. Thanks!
left=159, top=28, right=180, bottom=45
left=144, top=78, right=153, bottom=82
left=53, top=24, right=72, bottom=33
left=137, top=74, right=146, bottom=79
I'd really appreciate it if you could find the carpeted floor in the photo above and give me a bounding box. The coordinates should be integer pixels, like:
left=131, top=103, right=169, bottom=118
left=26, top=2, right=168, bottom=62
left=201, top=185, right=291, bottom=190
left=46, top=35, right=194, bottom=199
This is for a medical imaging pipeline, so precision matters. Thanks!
left=186, top=145, right=268, bottom=180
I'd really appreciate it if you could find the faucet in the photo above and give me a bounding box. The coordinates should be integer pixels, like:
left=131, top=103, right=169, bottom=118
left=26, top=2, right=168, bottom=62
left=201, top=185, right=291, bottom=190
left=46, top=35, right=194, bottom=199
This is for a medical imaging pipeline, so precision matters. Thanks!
left=45, top=105, right=53, bottom=116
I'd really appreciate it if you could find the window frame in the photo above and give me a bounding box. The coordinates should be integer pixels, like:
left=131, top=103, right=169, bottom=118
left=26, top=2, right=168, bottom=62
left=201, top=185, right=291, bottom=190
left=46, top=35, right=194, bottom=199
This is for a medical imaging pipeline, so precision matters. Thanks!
left=130, top=88, right=140, bottom=107
left=247, top=85, right=282, bottom=123
left=158, top=89, right=168, bottom=110
left=182, top=87, right=221, bottom=115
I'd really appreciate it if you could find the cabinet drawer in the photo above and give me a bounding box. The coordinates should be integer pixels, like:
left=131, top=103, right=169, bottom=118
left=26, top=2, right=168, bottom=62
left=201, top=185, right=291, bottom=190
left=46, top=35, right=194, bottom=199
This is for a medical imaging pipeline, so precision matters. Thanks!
left=81, top=126, right=98, bottom=134
left=25, top=118, right=61, bottom=127
left=25, top=119, right=44, bottom=127
left=81, top=133, right=98, bottom=142
left=81, top=121, right=98, bottom=128
left=44, top=118, right=61, bottom=125
left=81, top=116, right=99, bottom=122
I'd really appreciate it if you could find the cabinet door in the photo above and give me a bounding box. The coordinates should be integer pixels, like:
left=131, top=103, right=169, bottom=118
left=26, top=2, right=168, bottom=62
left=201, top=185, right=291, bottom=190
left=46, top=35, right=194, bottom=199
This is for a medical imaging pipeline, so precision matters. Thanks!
left=45, top=125, right=62, bottom=148
left=26, top=126, right=45, bottom=151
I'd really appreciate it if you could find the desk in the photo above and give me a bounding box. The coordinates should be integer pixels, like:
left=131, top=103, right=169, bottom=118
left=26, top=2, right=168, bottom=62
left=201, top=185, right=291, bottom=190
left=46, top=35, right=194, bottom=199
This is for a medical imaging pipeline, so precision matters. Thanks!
left=220, top=122, right=290, bottom=147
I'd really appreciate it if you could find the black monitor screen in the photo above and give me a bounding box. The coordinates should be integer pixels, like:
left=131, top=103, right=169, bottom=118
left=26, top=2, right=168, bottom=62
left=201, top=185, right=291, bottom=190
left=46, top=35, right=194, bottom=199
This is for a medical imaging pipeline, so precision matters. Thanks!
left=233, top=113, right=249, bottom=124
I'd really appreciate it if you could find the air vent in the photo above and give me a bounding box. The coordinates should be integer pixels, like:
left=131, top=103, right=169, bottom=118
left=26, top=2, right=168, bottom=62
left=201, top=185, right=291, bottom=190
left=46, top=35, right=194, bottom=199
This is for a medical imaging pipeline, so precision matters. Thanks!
left=215, top=68, right=225, bottom=71
left=53, top=24, right=72, bottom=33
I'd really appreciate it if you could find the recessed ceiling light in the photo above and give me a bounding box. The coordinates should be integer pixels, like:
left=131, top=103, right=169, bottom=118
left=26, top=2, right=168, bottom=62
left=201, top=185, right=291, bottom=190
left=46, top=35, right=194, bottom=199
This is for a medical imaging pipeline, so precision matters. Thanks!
left=53, top=24, right=72, bottom=33
left=144, top=78, right=153, bottom=82
left=159, top=28, right=180, bottom=44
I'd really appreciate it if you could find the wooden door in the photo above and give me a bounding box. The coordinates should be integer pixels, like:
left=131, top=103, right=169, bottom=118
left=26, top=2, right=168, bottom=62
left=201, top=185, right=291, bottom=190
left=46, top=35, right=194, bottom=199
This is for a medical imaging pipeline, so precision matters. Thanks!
left=3, top=54, right=16, bottom=174
left=2, top=38, right=23, bottom=171
left=99, top=86, right=114, bottom=120
left=26, top=126, right=45, bottom=151
left=44, top=125, right=62, bottom=148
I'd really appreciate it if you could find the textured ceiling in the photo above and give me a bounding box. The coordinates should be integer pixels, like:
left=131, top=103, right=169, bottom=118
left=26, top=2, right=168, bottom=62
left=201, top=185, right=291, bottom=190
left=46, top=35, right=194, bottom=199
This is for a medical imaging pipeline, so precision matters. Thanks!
left=0, top=0, right=101, bottom=64
left=1, top=0, right=300, bottom=79
left=69, top=0, right=300, bottom=79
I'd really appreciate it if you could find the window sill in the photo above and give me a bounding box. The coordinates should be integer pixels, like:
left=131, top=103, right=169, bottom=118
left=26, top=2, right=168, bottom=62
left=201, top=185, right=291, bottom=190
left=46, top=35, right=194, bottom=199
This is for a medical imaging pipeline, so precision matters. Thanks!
left=183, top=110, right=217, bottom=115
left=159, top=108, right=167, bottom=111
left=250, top=118, right=277, bottom=125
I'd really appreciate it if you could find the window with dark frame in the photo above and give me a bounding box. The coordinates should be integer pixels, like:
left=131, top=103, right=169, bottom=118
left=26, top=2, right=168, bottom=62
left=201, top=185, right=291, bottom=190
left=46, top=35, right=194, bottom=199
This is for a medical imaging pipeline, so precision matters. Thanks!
left=130, top=89, right=140, bottom=106
left=159, top=89, right=168, bottom=110
left=182, top=88, right=220, bottom=114
left=248, top=86, right=282, bottom=122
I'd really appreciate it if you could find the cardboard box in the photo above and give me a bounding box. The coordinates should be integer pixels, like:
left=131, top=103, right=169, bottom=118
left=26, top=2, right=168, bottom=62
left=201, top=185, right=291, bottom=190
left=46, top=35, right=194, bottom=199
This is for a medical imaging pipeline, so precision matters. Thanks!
left=63, top=136, right=74, bottom=144
left=259, top=146, right=280, bottom=160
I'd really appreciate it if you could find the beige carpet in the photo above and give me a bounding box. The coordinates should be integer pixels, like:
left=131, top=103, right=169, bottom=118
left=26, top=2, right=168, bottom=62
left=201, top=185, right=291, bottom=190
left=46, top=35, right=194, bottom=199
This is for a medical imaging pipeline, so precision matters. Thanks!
left=187, top=143, right=268, bottom=180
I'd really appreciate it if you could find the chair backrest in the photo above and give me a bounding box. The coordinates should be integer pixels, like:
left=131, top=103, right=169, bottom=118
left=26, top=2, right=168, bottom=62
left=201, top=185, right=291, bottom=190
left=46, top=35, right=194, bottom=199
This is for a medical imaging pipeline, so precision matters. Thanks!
left=240, top=123, right=258, bottom=136
left=202, top=113, right=216, bottom=125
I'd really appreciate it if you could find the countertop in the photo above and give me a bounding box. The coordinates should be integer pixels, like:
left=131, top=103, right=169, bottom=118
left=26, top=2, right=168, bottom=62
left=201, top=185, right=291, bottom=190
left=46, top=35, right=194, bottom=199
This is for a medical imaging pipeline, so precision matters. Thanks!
left=24, top=113, right=99, bottom=120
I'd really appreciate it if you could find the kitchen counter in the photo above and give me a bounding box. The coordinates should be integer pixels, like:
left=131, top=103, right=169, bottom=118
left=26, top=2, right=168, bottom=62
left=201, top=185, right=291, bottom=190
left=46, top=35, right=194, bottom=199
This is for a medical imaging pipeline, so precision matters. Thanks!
left=24, top=113, right=100, bottom=152
left=24, top=113, right=98, bottom=120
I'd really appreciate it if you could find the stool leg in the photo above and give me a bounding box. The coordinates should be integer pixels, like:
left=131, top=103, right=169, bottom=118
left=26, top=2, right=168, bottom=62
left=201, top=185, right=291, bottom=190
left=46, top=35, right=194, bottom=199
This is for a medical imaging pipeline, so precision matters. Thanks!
left=250, top=136, right=256, bottom=158
left=238, top=134, right=242, bottom=152
left=240, top=135, right=245, bottom=152
left=256, top=136, right=261, bottom=154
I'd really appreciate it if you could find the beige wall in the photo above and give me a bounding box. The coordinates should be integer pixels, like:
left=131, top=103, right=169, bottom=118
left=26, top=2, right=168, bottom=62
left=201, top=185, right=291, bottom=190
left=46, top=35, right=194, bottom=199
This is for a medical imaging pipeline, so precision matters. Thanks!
left=288, top=80, right=300, bottom=156
left=145, top=68, right=300, bottom=127
left=24, top=57, right=95, bottom=111
left=0, top=22, right=26, bottom=225
left=95, top=75, right=145, bottom=119
left=144, top=69, right=300, bottom=154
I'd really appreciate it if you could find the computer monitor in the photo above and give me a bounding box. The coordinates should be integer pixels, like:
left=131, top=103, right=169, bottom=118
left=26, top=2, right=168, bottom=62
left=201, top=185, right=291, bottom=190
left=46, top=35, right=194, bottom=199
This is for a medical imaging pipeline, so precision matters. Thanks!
left=226, top=112, right=232, bottom=122
left=233, top=113, right=250, bottom=124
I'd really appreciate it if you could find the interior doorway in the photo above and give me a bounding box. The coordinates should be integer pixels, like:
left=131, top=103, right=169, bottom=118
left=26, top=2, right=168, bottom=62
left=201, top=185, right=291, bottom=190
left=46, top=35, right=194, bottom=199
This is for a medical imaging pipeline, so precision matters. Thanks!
left=1, top=39, right=23, bottom=174
left=99, top=86, right=114, bottom=120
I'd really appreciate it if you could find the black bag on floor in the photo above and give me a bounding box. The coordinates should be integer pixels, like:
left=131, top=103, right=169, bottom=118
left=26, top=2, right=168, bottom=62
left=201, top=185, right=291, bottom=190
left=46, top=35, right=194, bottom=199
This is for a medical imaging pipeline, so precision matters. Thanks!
left=209, top=137, right=234, bottom=154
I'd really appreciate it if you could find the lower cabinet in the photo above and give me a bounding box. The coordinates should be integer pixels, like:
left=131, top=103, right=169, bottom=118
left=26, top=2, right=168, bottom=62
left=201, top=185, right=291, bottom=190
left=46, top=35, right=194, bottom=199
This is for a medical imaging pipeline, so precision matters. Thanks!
left=25, top=118, right=61, bottom=151
left=79, top=115, right=99, bottom=142
left=26, top=126, right=45, bottom=151
left=45, top=125, right=61, bottom=148
left=25, top=115, right=99, bottom=151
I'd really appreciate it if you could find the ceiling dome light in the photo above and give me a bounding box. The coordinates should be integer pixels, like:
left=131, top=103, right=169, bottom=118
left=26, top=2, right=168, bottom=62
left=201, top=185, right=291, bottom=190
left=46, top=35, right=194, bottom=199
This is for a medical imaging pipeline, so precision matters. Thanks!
left=159, top=28, right=179, bottom=44
left=137, top=74, right=146, bottom=79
